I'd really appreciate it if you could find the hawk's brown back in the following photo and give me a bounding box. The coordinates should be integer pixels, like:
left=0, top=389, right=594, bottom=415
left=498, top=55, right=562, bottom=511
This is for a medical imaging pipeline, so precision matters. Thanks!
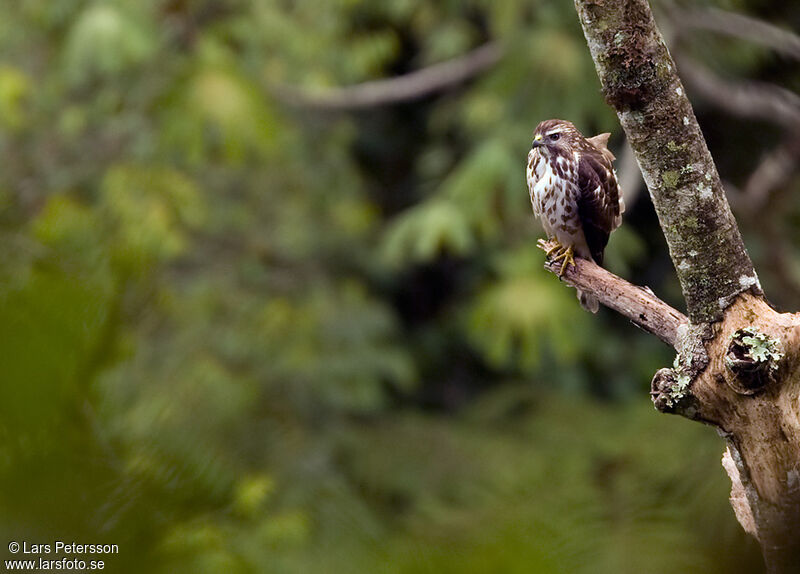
left=575, top=142, right=623, bottom=265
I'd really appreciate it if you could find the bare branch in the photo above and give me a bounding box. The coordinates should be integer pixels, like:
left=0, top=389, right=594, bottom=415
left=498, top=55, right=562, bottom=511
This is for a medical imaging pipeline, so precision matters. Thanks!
left=670, top=7, right=800, bottom=61
left=542, top=255, right=687, bottom=348
left=725, top=139, right=800, bottom=306
left=677, top=56, right=800, bottom=128
left=270, top=43, right=503, bottom=111
left=761, top=224, right=800, bottom=308
left=743, top=136, right=800, bottom=212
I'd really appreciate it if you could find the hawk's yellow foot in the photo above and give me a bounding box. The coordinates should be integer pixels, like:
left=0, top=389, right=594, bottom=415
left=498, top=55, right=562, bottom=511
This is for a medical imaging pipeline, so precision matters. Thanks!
left=537, top=238, right=562, bottom=256
left=550, top=244, right=575, bottom=276
left=537, top=238, right=576, bottom=276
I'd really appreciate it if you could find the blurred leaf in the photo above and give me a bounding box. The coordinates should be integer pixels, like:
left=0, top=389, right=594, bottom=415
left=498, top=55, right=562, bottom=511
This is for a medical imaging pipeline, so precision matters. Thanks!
left=258, top=510, right=310, bottom=547
left=101, top=165, right=205, bottom=267
left=63, top=3, right=156, bottom=85
left=0, top=66, right=30, bottom=130
left=233, top=475, right=275, bottom=518
left=161, top=65, right=279, bottom=164
left=32, top=195, right=103, bottom=260
left=259, top=282, right=415, bottom=412
left=348, top=30, right=402, bottom=78
left=440, top=138, right=519, bottom=238
left=0, top=266, right=114, bottom=435
left=382, top=199, right=475, bottom=266
left=468, top=273, right=583, bottom=371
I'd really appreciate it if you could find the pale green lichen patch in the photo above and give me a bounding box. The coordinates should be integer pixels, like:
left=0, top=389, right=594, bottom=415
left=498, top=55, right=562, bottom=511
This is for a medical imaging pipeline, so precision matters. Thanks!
left=736, top=327, right=783, bottom=366
left=661, top=354, right=694, bottom=408
left=661, top=170, right=679, bottom=188
left=664, top=372, right=691, bottom=408
left=725, top=326, right=784, bottom=389
left=666, top=141, right=687, bottom=152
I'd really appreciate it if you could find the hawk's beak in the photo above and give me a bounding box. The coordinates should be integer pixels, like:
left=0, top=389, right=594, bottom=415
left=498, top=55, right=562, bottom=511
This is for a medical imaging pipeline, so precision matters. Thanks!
left=531, top=134, right=544, bottom=148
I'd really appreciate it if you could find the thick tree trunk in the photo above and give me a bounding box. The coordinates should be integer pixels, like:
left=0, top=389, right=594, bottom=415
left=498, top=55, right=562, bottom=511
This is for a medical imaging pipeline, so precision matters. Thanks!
left=563, top=1, right=800, bottom=571
left=575, top=0, right=760, bottom=325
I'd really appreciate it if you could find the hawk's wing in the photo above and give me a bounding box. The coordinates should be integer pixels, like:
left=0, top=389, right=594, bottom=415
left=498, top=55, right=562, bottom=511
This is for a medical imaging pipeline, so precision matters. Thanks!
left=576, top=150, right=622, bottom=265
left=586, top=132, right=616, bottom=161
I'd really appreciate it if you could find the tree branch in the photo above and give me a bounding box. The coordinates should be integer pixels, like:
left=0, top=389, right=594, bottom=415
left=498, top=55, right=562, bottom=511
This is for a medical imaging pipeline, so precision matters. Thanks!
left=270, top=42, right=503, bottom=111
left=573, top=0, right=760, bottom=324
left=572, top=3, right=800, bottom=571
left=542, top=254, right=686, bottom=347
left=742, top=136, right=800, bottom=213
left=677, top=56, right=800, bottom=128
left=670, top=7, right=800, bottom=61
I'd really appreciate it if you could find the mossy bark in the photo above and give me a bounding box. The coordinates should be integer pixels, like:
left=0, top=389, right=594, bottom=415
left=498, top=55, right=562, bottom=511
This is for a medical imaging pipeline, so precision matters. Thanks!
left=574, top=0, right=759, bottom=324
left=572, top=1, right=800, bottom=572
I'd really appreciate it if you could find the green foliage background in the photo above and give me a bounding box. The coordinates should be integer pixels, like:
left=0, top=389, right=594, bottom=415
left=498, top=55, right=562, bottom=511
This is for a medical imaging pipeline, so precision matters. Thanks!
left=1, top=0, right=797, bottom=572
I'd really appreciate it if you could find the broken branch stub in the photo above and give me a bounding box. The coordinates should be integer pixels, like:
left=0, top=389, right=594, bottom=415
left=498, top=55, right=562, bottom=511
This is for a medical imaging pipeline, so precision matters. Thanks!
left=724, top=327, right=784, bottom=394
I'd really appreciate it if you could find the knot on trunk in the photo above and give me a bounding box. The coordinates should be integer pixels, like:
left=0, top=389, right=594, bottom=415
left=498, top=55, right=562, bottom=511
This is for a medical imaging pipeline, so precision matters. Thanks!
left=651, top=324, right=709, bottom=415
left=724, top=327, right=784, bottom=395
left=650, top=367, right=692, bottom=412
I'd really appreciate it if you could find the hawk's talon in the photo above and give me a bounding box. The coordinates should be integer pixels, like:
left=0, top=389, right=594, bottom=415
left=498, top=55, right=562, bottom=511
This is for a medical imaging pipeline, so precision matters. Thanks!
left=546, top=244, right=563, bottom=258
left=549, top=245, right=575, bottom=276
left=538, top=238, right=575, bottom=277
left=537, top=238, right=562, bottom=257
left=555, top=246, right=575, bottom=276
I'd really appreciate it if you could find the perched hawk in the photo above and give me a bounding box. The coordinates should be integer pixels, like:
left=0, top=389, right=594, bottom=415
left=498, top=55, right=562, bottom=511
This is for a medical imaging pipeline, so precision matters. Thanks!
left=526, top=119, right=624, bottom=312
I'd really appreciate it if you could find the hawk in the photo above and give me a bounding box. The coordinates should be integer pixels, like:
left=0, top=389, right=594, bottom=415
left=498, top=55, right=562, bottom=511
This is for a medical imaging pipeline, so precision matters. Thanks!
left=526, top=119, right=624, bottom=312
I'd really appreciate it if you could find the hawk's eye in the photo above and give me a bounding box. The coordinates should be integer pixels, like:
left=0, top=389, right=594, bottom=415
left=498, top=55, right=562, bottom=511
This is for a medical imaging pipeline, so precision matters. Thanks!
left=549, top=133, right=561, bottom=141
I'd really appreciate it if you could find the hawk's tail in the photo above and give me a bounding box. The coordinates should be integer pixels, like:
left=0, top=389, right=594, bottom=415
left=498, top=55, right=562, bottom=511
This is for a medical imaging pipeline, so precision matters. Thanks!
left=578, top=289, right=599, bottom=313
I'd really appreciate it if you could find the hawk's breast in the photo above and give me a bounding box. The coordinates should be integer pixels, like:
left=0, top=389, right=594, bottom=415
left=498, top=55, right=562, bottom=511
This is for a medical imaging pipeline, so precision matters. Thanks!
left=528, top=152, right=582, bottom=241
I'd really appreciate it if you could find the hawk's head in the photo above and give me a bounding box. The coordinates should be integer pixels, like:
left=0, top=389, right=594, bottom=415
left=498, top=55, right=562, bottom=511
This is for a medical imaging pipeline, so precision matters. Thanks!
left=531, top=119, right=583, bottom=157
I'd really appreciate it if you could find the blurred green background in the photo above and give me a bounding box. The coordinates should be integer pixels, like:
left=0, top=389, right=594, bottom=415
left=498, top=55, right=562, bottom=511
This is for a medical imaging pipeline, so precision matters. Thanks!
left=1, top=0, right=798, bottom=572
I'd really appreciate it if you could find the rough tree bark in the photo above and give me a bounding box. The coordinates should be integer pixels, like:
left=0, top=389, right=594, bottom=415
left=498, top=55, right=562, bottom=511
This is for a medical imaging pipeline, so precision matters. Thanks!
left=539, top=2, right=800, bottom=572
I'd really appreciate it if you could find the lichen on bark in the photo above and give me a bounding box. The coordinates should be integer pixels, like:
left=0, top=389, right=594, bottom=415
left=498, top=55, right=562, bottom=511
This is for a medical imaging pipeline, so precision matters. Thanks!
left=571, top=2, right=800, bottom=571
left=574, top=0, right=760, bottom=324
